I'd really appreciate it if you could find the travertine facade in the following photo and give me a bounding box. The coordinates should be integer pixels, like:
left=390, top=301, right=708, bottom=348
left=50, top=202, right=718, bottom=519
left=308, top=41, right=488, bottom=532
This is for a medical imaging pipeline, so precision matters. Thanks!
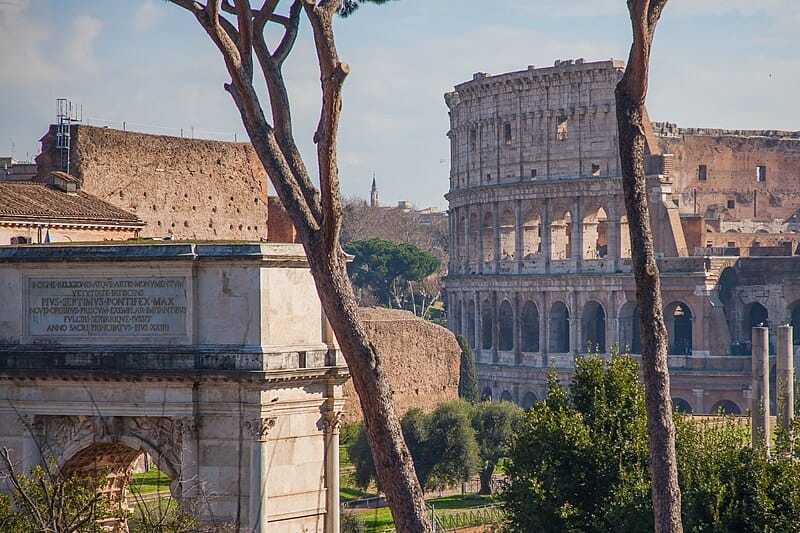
left=0, top=243, right=347, bottom=532
left=445, top=59, right=800, bottom=414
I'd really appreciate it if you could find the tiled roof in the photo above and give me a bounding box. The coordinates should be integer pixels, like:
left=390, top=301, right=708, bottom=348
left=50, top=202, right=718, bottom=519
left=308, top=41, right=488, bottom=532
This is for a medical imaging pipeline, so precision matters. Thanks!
left=0, top=182, right=144, bottom=225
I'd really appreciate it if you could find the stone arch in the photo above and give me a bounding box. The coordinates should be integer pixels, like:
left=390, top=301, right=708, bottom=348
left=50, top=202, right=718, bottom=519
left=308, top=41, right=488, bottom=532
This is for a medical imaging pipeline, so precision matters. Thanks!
left=618, top=301, right=641, bottom=354
left=520, top=301, right=540, bottom=352
left=522, top=208, right=542, bottom=258
left=743, top=302, right=769, bottom=341
left=465, top=299, right=476, bottom=349
left=789, top=300, right=800, bottom=345
left=582, top=205, right=609, bottom=259
left=520, top=391, right=537, bottom=409
left=582, top=300, right=606, bottom=353
left=665, top=301, right=693, bottom=355
left=549, top=301, right=570, bottom=353
left=499, top=209, right=516, bottom=260
left=498, top=300, right=514, bottom=351
left=458, top=214, right=467, bottom=262
left=550, top=207, right=572, bottom=260
left=481, top=299, right=493, bottom=350
left=481, top=387, right=493, bottom=402
left=619, top=215, right=631, bottom=258
left=718, top=267, right=738, bottom=340
left=672, top=397, right=692, bottom=414
left=468, top=212, right=479, bottom=263
left=710, top=399, right=741, bottom=415
left=481, top=211, right=494, bottom=262
left=500, top=390, right=513, bottom=402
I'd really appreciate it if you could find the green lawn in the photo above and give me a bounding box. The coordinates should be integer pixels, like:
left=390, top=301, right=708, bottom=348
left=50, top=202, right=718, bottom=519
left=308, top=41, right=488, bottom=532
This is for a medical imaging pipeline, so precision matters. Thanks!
left=130, top=467, right=171, bottom=494
left=348, top=494, right=497, bottom=533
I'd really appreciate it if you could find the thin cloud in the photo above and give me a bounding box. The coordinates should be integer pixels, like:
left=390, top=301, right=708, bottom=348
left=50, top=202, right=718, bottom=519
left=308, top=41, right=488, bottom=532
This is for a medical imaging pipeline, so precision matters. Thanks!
left=131, top=0, right=164, bottom=32
left=67, top=15, right=102, bottom=73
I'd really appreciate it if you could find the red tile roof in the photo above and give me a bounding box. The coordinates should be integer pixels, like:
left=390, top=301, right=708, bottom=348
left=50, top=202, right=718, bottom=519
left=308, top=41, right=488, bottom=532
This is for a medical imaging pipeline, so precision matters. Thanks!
left=0, top=182, right=144, bottom=226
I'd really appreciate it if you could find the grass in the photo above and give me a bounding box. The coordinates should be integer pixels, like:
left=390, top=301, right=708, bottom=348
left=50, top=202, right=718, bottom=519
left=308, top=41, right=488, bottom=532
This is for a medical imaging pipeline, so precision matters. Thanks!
left=350, top=494, right=497, bottom=532
left=340, top=471, right=378, bottom=502
left=130, top=466, right=171, bottom=494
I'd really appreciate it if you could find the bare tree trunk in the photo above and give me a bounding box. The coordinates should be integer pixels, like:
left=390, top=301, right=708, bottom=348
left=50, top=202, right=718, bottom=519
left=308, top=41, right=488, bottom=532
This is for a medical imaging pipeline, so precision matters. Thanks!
left=616, top=1, right=682, bottom=532
left=168, top=1, right=432, bottom=531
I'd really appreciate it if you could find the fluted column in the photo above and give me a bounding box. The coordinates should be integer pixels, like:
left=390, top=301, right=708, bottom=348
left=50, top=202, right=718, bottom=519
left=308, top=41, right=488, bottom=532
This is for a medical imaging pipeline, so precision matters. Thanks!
left=324, top=411, right=344, bottom=533
left=245, top=416, right=276, bottom=532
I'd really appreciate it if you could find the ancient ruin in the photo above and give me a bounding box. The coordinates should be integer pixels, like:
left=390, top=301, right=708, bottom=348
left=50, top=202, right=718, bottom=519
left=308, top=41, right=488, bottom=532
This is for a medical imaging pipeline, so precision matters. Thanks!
left=444, top=59, right=800, bottom=414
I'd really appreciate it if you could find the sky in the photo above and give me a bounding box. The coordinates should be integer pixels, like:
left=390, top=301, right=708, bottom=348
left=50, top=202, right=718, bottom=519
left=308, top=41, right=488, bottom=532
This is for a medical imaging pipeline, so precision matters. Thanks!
left=2, top=1, right=800, bottom=210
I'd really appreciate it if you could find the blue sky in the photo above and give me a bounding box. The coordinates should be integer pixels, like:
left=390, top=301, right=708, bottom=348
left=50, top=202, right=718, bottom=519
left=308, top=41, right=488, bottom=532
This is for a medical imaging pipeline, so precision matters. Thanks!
left=2, top=1, right=799, bottom=209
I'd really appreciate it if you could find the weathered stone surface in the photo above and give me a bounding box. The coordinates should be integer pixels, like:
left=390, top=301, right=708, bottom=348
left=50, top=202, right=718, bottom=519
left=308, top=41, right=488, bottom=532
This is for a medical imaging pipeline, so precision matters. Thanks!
left=341, top=308, right=460, bottom=421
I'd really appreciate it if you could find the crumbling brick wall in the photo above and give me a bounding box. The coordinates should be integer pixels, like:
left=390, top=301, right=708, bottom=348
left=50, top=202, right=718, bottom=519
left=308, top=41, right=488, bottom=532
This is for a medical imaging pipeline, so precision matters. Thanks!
left=266, top=196, right=299, bottom=243
left=36, top=125, right=269, bottom=240
left=343, top=308, right=461, bottom=421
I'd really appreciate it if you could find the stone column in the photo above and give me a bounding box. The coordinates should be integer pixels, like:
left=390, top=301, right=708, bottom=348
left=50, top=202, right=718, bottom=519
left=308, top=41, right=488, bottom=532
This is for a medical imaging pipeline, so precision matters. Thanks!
left=493, top=202, right=501, bottom=271
left=176, top=418, right=199, bottom=502
left=751, top=327, right=769, bottom=450
left=515, top=199, right=523, bottom=274
left=692, top=389, right=705, bottom=415
left=571, top=199, right=582, bottom=267
left=324, top=411, right=344, bottom=533
left=607, top=212, right=620, bottom=272
left=244, top=416, right=276, bottom=532
left=18, top=415, right=42, bottom=474
left=777, top=325, right=794, bottom=438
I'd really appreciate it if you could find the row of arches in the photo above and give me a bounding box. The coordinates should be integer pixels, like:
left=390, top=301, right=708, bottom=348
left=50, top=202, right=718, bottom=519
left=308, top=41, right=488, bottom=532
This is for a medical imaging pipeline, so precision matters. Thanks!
left=455, top=297, right=695, bottom=356
left=454, top=203, right=632, bottom=265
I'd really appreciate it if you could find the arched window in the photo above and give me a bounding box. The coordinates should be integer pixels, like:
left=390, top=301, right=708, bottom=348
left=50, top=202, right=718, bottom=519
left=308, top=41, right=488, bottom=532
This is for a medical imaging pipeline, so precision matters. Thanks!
left=520, top=301, right=540, bottom=352
left=499, top=209, right=515, bottom=260
left=521, top=392, right=537, bottom=409
left=672, top=398, right=692, bottom=413
left=481, top=387, right=493, bottom=402
left=482, top=212, right=494, bottom=262
left=465, top=300, right=476, bottom=349
left=582, top=301, right=606, bottom=353
left=522, top=209, right=542, bottom=258
left=618, top=302, right=641, bottom=354
left=582, top=206, right=608, bottom=259
left=481, top=300, right=493, bottom=350
left=744, top=302, right=769, bottom=340
left=500, top=390, right=513, bottom=402
left=498, top=301, right=514, bottom=351
left=710, top=400, right=741, bottom=415
left=665, top=301, right=693, bottom=355
left=550, top=207, right=572, bottom=260
left=549, top=301, right=570, bottom=353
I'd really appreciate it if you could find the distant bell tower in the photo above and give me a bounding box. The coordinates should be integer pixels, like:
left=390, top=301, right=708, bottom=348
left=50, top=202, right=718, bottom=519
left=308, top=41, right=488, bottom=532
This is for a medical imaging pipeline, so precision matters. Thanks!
left=370, top=174, right=379, bottom=208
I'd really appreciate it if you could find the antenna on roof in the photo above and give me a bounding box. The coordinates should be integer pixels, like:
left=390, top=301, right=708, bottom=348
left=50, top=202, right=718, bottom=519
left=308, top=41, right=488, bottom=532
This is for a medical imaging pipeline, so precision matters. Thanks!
left=56, top=99, right=82, bottom=175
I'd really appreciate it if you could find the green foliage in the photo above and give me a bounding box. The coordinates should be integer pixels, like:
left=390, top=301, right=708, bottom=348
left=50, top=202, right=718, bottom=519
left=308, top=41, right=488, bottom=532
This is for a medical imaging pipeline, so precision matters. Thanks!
left=341, top=510, right=367, bottom=533
left=338, top=0, right=398, bottom=18
left=347, top=423, right=380, bottom=491
left=457, top=334, right=479, bottom=404
left=472, top=400, right=523, bottom=494
left=344, top=238, right=440, bottom=313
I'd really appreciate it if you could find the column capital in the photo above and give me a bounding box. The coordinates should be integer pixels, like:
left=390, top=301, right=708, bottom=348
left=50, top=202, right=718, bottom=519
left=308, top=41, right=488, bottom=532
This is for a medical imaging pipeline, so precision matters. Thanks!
left=323, top=411, right=344, bottom=434
left=244, top=417, right=277, bottom=442
left=175, top=417, right=199, bottom=439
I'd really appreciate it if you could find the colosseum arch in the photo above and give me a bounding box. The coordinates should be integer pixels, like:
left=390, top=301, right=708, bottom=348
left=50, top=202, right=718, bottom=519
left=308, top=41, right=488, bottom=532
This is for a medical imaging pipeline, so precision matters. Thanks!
left=520, top=391, right=538, bottom=409
left=718, top=267, right=738, bottom=336
left=499, top=209, right=516, bottom=260
left=550, top=207, right=572, bottom=260
left=582, top=300, right=606, bottom=353
left=468, top=212, right=479, bottom=264
left=549, top=301, right=570, bottom=353
left=498, top=300, right=514, bottom=351
left=619, top=214, right=631, bottom=258
left=672, top=398, right=692, bottom=414
left=789, top=300, right=800, bottom=345
left=582, top=205, right=609, bottom=259
left=465, top=299, right=476, bottom=349
left=481, top=387, right=493, bottom=401
left=482, top=211, right=495, bottom=262
left=520, top=301, right=540, bottom=352
left=743, top=302, right=769, bottom=340
left=710, top=399, right=741, bottom=415
left=522, top=208, right=542, bottom=258
left=481, top=299, right=493, bottom=350
left=618, top=301, right=641, bottom=354
left=665, top=301, right=693, bottom=355
left=500, top=390, right=513, bottom=402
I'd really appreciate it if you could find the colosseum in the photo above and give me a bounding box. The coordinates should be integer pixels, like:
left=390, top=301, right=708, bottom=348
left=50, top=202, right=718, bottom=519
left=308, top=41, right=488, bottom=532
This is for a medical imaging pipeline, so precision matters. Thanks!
left=444, top=58, right=800, bottom=415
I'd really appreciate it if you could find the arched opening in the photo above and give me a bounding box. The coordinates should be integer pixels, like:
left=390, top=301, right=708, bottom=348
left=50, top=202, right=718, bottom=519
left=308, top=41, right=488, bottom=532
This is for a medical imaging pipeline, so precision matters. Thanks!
left=672, top=398, right=692, bottom=413
left=481, top=387, right=493, bottom=402
left=790, top=301, right=800, bottom=345
left=550, top=207, right=572, bottom=260
left=710, top=400, right=741, bottom=415
left=481, top=212, right=494, bottom=262
left=481, top=300, right=493, bottom=350
left=520, top=392, right=537, bottom=409
left=499, top=209, right=516, bottom=260
left=522, top=208, right=542, bottom=258
left=743, top=302, right=769, bottom=341
left=520, top=301, right=540, bottom=352
left=498, top=300, right=513, bottom=351
left=717, top=267, right=738, bottom=346
left=458, top=215, right=466, bottom=262
left=665, top=302, right=693, bottom=355
left=582, top=206, right=608, bottom=259
left=500, top=390, right=513, bottom=402
left=548, top=301, right=570, bottom=353
left=465, top=300, right=476, bottom=349
left=468, top=213, right=479, bottom=263
left=581, top=301, right=606, bottom=353
left=619, top=215, right=631, bottom=258
left=618, top=301, right=641, bottom=354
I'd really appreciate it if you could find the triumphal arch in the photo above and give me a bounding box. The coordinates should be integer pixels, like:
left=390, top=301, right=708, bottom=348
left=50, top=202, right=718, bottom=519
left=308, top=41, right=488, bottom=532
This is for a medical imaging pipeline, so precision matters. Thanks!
left=0, top=242, right=348, bottom=531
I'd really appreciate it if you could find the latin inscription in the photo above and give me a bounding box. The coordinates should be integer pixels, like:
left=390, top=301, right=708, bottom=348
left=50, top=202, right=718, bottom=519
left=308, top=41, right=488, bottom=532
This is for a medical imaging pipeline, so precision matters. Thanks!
left=28, top=278, right=187, bottom=337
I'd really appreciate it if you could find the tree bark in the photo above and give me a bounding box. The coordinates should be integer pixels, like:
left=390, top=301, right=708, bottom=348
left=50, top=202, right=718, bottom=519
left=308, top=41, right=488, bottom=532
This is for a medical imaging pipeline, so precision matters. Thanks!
left=168, top=1, right=432, bottom=531
left=616, top=1, right=682, bottom=532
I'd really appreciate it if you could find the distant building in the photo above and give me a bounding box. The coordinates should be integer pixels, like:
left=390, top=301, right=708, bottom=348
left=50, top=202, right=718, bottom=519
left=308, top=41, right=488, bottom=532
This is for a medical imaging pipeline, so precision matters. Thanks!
left=0, top=157, right=37, bottom=182
left=370, top=176, right=379, bottom=208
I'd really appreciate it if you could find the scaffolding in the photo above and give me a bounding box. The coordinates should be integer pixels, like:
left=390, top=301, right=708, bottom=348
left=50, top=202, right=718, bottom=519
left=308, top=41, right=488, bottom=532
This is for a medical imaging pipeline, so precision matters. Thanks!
left=56, top=99, right=82, bottom=175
